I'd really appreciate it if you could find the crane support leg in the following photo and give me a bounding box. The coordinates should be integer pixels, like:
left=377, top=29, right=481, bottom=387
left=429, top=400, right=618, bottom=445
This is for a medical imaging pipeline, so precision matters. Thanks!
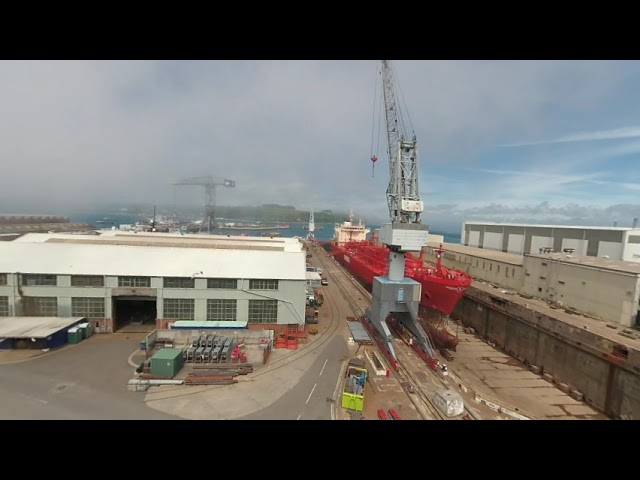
left=393, top=312, right=437, bottom=360
left=366, top=307, right=397, bottom=361
left=369, top=275, right=438, bottom=362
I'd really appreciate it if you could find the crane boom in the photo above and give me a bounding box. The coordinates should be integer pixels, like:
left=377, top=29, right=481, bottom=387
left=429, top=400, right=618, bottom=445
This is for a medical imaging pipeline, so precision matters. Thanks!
left=378, top=60, right=428, bottom=255
left=381, top=60, right=424, bottom=225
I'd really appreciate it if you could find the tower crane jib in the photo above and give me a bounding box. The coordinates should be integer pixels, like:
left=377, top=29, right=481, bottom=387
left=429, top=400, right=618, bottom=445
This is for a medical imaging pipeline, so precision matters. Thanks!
left=171, top=175, right=236, bottom=234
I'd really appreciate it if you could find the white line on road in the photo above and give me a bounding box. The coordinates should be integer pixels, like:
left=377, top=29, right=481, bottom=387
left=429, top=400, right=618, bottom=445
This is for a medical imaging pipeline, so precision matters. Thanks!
left=306, top=383, right=317, bottom=404
left=297, top=414, right=302, bottom=420
left=128, top=348, right=141, bottom=368
left=20, top=393, right=48, bottom=404
left=319, top=359, right=328, bottom=376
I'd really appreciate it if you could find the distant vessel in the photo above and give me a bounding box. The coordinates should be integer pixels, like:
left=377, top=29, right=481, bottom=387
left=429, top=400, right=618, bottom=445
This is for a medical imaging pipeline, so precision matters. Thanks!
left=331, top=210, right=371, bottom=245
left=218, top=223, right=291, bottom=230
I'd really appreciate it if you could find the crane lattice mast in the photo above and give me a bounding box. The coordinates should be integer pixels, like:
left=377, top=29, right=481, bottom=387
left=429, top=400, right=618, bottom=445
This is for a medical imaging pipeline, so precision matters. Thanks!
left=380, top=59, right=424, bottom=227
left=172, top=176, right=236, bottom=234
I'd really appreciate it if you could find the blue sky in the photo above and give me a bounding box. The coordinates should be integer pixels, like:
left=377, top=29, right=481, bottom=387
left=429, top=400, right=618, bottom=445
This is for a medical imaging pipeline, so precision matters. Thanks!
left=1, top=60, right=640, bottom=232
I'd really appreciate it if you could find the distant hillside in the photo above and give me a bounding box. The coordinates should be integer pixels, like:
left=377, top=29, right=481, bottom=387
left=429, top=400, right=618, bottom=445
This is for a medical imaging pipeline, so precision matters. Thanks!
left=87, top=203, right=367, bottom=224
left=215, top=205, right=351, bottom=223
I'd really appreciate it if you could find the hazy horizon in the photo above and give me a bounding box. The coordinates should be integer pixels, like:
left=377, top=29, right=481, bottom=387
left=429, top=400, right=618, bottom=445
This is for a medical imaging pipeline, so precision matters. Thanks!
left=3, top=60, right=640, bottom=232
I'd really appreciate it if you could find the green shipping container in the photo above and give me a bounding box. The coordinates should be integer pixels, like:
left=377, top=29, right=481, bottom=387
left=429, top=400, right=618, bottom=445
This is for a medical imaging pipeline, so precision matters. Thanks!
left=67, top=328, right=82, bottom=345
left=150, top=348, right=184, bottom=379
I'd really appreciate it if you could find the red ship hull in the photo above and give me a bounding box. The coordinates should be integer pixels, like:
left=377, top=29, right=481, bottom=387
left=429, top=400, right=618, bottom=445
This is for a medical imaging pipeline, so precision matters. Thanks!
left=324, top=240, right=472, bottom=318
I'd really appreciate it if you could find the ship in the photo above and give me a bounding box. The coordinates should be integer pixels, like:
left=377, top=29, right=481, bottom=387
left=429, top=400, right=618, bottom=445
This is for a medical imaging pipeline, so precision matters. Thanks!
left=330, top=210, right=371, bottom=245
left=323, top=218, right=472, bottom=351
left=218, top=223, right=291, bottom=230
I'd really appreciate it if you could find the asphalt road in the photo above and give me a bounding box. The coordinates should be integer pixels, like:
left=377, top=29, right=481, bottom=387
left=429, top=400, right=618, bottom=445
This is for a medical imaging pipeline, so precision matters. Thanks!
left=0, top=329, right=349, bottom=420
left=238, top=335, right=348, bottom=420
left=0, top=333, right=177, bottom=420
left=0, top=365, right=176, bottom=419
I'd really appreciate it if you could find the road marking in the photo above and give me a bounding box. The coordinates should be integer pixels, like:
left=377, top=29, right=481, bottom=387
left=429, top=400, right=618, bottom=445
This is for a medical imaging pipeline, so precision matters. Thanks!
left=20, top=393, right=48, bottom=404
left=127, top=348, right=141, bottom=368
left=306, top=383, right=317, bottom=404
left=319, top=359, right=328, bottom=376
left=297, top=414, right=302, bottom=420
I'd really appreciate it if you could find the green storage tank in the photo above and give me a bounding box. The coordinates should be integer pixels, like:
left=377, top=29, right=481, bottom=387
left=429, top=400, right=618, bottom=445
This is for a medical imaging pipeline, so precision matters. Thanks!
left=150, top=348, right=184, bottom=379
left=67, top=327, right=82, bottom=345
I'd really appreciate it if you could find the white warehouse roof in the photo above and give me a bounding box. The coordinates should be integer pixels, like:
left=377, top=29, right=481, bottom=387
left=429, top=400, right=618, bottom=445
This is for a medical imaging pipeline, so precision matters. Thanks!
left=14, top=231, right=304, bottom=252
left=0, top=233, right=306, bottom=280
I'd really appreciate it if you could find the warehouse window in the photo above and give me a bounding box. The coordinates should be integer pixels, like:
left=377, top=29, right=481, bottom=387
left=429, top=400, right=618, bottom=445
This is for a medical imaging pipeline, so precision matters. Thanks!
left=71, top=297, right=105, bottom=318
left=0, top=296, right=8, bottom=316
left=490, top=264, right=493, bottom=272
left=164, top=277, right=195, bottom=288
left=249, top=279, right=278, bottom=290
left=207, top=278, right=238, bottom=289
left=206, top=299, right=237, bottom=321
left=248, top=299, right=278, bottom=323
left=0, top=274, right=6, bottom=286
left=163, top=298, right=194, bottom=321
left=23, top=296, right=57, bottom=316
left=22, top=274, right=57, bottom=286
left=71, top=275, right=104, bottom=287
left=497, top=265, right=500, bottom=274
left=118, top=276, right=150, bottom=287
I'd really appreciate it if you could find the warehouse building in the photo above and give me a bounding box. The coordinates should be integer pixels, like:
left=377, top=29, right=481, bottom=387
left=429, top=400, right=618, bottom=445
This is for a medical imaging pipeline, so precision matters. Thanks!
left=461, top=221, right=640, bottom=262
left=521, top=253, right=640, bottom=328
left=0, top=231, right=307, bottom=333
left=0, top=214, right=92, bottom=237
left=424, top=241, right=640, bottom=328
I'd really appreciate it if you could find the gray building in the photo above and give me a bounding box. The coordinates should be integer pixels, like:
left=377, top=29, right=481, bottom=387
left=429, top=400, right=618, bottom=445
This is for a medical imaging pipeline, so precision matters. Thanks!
left=461, top=222, right=640, bottom=262
left=0, top=231, right=307, bottom=332
left=424, top=241, right=640, bottom=328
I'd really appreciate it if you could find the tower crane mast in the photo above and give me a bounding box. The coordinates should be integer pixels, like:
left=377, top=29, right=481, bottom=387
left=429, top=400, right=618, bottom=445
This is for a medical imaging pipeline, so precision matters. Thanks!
left=172, top=175, right=236, bottom=234
left=381, top=59, right=423, bottom=226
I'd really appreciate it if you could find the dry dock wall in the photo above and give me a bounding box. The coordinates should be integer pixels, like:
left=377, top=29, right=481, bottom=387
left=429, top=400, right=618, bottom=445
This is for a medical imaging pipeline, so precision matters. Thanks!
left=453, top=290, right=640, bottom=419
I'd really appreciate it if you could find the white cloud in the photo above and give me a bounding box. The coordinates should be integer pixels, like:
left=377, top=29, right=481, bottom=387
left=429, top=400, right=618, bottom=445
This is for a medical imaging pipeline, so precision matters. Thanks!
left=500, top=126, right=640, bottom=147
left=0, top=60, right=634, bottom=218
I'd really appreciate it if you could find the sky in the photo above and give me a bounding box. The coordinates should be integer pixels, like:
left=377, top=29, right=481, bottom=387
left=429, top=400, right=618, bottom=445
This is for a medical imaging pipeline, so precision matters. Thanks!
left=2, top=60, right=640, bottom=233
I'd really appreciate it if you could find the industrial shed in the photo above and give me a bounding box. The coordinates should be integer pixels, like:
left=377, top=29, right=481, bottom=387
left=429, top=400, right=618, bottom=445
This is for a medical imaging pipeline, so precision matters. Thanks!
left=0, top=231, right=308, bottom=332
left=0, top=316, right=85, bottom=350
left=462, top=221, right=640, bottom=262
